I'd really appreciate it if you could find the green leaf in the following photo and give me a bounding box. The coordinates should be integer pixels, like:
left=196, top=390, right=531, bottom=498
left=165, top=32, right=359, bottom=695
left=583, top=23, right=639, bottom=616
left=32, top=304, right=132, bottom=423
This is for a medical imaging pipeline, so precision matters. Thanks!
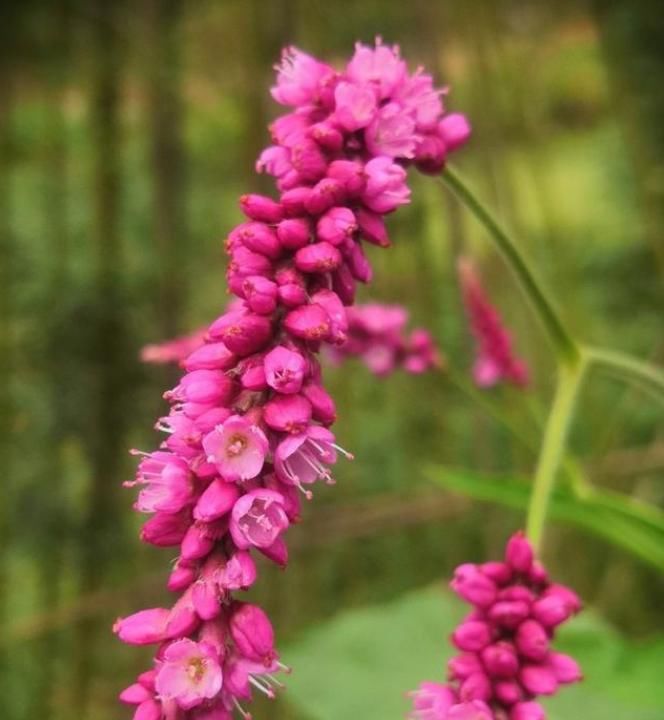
left=424, top=466, right=664, bottom=572
left=284, top=586, right=664, bottom=720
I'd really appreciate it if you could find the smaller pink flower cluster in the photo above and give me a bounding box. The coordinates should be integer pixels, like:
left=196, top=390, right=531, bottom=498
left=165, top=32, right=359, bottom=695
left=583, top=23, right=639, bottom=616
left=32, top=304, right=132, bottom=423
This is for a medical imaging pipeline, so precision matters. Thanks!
left=458, top=259, right=529, bottom=389
left=409, top=532, right=582, bottom=720
left=328, top=303, right=442, bottom=376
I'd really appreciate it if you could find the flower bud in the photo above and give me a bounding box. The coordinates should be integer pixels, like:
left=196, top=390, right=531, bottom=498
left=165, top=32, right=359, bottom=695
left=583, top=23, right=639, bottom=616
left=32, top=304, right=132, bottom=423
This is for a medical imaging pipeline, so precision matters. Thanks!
left=451, top=620, right=492, bottom=652
left=488, top=600, right=530, bottom=629
left=230, top=603, right=277, bottom=665
left=459, top=672, right=491, bottom=702
left=265, top=390, right=312, bottom=430
left=548, top=652, right=583, bottom=683
left=515, top=619, right=549, bottom=661
left=451, top=563, right=497, bottom=607
left=327, top=159, right=366, bottom=196
left=317, top=207, right=357, bottom=245
left=305, top=178, right=345, bottom=215
left=520, top=665, right=558, bottom=696
left=284, top=304, right=331, bottom=341
left=438, top=113, right=472, bottom=151
left=505, top=531, right=534, bottom=573
left=277, top=218, right=310, bottom=249
left=295, top=240, right=342, bottom=273
left=113, top=608, right=169, bottom=645
left=481, top=642, right=519, bottom=678
left=232, top=221, right=281, bottom=259
left=194, top=479, right=241, bottom=522
left=510, top=702, right=546, bottom=720
left=184, top=342, right=236, bottom=372
left=239, top=193, right=283, bottom=223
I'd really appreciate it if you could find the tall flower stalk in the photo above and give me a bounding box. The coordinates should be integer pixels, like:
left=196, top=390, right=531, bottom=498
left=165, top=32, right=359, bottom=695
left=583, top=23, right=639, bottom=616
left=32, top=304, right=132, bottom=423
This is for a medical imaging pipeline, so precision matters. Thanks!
left=115, top=40, right=470, bottom=719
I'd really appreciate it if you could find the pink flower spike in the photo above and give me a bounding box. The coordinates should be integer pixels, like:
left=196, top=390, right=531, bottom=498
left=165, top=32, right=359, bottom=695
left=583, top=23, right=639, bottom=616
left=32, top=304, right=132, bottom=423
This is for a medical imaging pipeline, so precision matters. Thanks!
left=155, top=639, right=223, bottom=711
left=458, top=258, right=530, bottom=389
left=230, top=489, right=290, bottom=550
left=202, top=415, right=268, bottom=482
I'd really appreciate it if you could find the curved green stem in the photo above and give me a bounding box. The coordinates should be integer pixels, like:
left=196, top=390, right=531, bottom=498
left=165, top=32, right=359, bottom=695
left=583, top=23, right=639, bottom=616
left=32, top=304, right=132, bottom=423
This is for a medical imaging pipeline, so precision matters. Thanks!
left=440, top=165, right=580, bottom=366
left=584, top=345, right=664, bottom=405
left=526, top=358, right=587, bottom=550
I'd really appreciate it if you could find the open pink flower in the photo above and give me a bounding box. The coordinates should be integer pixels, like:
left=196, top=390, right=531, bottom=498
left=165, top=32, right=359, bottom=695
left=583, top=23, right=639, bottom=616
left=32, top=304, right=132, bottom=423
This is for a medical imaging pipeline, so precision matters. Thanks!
left=230, top=489, right=290, bottom=550
left=202, top=415, right=268, bottom=482
left=155, top=639, right=223, bottom=711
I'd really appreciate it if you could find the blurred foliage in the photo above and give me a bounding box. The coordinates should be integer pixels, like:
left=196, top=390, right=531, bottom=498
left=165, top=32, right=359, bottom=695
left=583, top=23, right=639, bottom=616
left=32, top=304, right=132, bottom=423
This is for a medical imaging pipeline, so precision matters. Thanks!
left=284, top=585, right=664, bottom=720
left=0, top=0, right=662, bottom=719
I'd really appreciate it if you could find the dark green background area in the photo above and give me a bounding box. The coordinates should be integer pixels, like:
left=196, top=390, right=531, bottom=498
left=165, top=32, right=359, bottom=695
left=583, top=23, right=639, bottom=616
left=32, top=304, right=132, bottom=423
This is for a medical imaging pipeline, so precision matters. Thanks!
left=0, top=1, right=662, bottom=719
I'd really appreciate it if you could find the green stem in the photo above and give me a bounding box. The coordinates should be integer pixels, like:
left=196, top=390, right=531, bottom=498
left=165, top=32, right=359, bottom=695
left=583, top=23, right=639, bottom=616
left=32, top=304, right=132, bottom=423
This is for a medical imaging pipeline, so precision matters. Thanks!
left=526, top=358, right=587, bottom=550
left=584, top=345, right=664, bottom=405
left=441, top=166, right=580, bottom=366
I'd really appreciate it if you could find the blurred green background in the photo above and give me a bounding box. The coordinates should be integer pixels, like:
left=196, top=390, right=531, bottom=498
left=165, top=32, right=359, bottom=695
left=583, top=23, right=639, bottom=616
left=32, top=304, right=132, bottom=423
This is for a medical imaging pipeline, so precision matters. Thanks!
left=0, top=1, right=662, bottom=718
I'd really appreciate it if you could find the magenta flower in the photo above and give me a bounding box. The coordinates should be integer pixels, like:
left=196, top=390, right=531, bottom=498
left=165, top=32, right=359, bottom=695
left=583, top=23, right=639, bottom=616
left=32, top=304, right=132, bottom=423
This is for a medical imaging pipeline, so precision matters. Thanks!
left=202, top=415, right=268, bottom=482
left=409, top=532, right=582, bottom=720
left=155, top=639, right=223, bottom=710
left=229, top=489, right=289, bottom=550
left=119, top=38, right=469, bottom=719
left=458, top=258, right=530, bottom=388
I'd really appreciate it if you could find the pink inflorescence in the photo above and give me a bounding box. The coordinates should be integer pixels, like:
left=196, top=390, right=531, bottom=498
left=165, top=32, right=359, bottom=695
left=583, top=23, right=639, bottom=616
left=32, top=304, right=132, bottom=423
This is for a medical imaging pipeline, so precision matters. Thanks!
left=328, top=303, right=443, bottom=376
left=458, top=259, right=529, bottom=389
left=409, top=532, right=582, bottom=720
left=117, top=39, right=470, bottom=720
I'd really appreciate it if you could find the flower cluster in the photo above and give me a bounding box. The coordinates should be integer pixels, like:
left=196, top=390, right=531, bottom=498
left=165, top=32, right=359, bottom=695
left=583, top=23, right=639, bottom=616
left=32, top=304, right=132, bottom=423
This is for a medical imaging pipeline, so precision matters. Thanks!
left=328, top=303, right=442, bottom=376
left=409, top=532, right=582, bottom=720
left=141, top=303, right=441, bottom=379
left=116, top=40, right=469, bottom=719
left=458, top=259, right=529, bottom=389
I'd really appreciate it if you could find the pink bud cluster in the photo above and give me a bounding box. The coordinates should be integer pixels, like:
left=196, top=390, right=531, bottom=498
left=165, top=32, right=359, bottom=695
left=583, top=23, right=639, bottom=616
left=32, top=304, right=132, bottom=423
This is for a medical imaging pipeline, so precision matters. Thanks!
left=458, top=259, right=529, bottom=389
left=409, top=533, right=582, bottom=720
left=117, top=39, right=469, bottom=720
left=328, top=303, right=442, bottom=376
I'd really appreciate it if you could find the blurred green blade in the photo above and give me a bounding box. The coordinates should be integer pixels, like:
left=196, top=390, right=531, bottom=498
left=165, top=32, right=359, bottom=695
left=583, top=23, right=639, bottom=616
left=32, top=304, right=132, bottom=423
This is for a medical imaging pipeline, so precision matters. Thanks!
left=424, top=465, right=664, bottom=572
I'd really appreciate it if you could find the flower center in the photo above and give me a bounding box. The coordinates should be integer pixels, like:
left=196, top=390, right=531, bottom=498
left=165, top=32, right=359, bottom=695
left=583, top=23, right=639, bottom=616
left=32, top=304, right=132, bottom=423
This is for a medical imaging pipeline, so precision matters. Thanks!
left=186, top=657, right=206, bottom=683
left=226, top=433, right=248, bottom=457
